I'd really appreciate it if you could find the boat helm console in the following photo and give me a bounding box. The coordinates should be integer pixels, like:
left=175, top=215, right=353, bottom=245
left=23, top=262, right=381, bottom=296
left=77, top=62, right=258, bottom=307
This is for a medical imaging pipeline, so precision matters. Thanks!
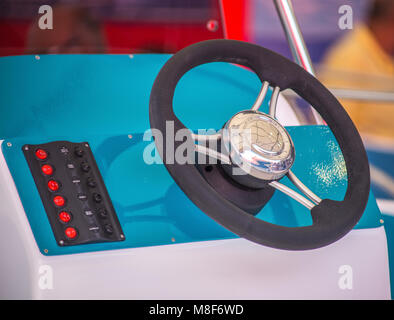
left=0, top=40, right=389, bottom=299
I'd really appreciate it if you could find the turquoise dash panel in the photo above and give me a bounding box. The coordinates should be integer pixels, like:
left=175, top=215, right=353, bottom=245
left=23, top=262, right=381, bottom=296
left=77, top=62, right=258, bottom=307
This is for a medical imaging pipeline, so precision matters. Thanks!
left=0, top=54, right=382, bottom=256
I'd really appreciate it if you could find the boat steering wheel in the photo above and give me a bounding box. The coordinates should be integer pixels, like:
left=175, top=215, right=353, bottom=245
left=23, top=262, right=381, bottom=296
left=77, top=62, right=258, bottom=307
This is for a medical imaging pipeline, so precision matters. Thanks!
left=149, top=40, right=370, bottom=250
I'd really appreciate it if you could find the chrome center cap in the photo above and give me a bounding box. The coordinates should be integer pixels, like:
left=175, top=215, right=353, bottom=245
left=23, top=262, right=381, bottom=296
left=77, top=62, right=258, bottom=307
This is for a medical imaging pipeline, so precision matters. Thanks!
left=222, top=110, right=295, bottom=181
left=248, top=120, right=284, bottom=155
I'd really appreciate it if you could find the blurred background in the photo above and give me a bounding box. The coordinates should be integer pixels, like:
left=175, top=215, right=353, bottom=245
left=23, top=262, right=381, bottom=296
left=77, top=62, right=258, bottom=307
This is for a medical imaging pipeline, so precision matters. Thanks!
left=0, top=0, right=393, bottom=210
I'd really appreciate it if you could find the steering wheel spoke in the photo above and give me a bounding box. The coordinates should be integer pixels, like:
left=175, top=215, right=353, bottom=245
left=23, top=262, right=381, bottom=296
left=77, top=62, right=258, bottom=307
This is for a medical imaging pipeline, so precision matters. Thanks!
left=251, top=81, right=269, bottom=111
left=287, top=170, right=322, bottom=205
left=268, top=169, right=322, bottom=211
left=191, top=129, right=230, bottom=164
left=250, top=82, right=280, bottom=120
left=269, top=86, right=281, bottom=118
left=268, top=180, right=316, bottom=210
left=194, top=143, right=231, bottom=165
left=191, top=131, right=222, bottom=142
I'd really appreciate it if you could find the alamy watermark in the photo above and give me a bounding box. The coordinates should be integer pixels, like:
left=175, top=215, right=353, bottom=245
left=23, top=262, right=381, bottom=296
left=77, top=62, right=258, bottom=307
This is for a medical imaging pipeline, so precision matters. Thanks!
left=338, top=264, right=353, bottom=290
left=38, top=264, right=54, bottom=290
left=142, top=121, right=254, bottom=176
left=338, top=5, right=353, bottom=30
left=38, top=5, right=53, bottom=30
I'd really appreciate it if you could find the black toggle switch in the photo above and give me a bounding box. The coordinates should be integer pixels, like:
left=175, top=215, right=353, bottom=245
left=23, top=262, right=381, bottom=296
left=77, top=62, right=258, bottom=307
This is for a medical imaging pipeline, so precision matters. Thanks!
left=93, top=193, right=102, bottom=203
left=74, top=146, right=84, bottom=157
left=77, top=193, right=88, bottom=201
left=86, top=177, right=96, bottom=188
left=98, top=207, right=108, bottom=218
left=80, top=161, right=90, bottom=172
left=104, top=224, right=113, bottom=234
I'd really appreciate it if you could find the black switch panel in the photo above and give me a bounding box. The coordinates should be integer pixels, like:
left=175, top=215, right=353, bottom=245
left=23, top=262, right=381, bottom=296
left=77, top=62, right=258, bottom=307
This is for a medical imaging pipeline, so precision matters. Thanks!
left=23, top=141, right=125, bottom=246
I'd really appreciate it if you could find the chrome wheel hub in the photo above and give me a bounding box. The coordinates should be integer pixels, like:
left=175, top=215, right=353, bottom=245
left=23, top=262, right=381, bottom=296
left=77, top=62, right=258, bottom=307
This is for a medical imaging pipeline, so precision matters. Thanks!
left=222, top=110, right=295, bottom=181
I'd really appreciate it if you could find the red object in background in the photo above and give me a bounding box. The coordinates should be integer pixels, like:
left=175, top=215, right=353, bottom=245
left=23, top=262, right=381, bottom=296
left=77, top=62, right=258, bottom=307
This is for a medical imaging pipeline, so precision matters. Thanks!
left=104, top=22, right=223, bottom=54
left=220, top=0, right=250, bottom=41
left=0, top=21, right=30, bottom=56
left=0, top=20, right=224, bottom=56
left=0, top=1, right=227, bottom=56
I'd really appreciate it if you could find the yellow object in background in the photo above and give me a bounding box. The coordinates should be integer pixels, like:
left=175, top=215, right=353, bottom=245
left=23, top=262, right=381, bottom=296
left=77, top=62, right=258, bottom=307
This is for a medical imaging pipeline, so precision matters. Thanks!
left=319, top=24, right=394, bottom=141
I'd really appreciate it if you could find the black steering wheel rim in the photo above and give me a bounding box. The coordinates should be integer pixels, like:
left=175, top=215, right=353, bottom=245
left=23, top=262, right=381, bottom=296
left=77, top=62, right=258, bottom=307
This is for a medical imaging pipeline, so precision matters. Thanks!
left=149, top=39, right=370, bottom=250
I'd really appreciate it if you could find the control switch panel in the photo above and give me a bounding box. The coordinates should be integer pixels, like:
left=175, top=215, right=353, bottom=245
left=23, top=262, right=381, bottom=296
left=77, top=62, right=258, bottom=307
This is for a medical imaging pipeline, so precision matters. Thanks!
left=23, top=141, right=125, bottom=246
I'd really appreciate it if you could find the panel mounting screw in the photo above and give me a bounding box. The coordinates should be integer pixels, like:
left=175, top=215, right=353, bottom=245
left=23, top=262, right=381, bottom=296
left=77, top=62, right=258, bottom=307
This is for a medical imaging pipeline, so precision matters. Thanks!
left=6, top=142, right=12, bottom=147
left=120, top=234, right=125, bottom=239
left=43, top=249, right=49, bottom=254
left=129, top=54, right=134, bottom=59
left=127, top=134, right=133, bottom=139
left=35, top=55, right=40, bottom=60
left=59, top=240, right=64, bottom=246
left=24, top=146, right=29, bottom=151
left=380, top=219, right=384, bottom=224
left=206, top=19, right=219, bottom=32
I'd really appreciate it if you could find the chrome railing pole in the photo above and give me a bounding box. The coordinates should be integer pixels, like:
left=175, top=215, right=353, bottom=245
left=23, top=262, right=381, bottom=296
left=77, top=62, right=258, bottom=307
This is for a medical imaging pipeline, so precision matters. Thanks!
left=273, top=0, right=324, bottom=124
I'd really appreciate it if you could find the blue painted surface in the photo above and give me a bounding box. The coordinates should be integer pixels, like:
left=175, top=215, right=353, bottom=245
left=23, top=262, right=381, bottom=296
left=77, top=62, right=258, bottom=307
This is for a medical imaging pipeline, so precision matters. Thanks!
left=382, top=214, right=394, bottom=299
left=0, top=54, right=382, bottom=256
left=0, top=54, right=263, bottom=138
left=2, top=126, right=382, bottom=256
left=367, top=149, right=394, bottom=200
